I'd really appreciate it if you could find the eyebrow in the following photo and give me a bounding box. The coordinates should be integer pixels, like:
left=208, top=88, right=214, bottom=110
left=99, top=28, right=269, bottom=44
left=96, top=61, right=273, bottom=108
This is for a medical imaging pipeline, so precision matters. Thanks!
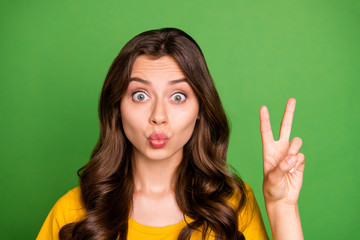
left=129, top=77, right=188, bottom=85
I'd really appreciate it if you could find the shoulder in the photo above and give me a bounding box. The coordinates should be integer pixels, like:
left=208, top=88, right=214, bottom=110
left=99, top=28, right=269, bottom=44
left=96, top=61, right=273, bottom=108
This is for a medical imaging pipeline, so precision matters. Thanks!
left=46, top=187, right=84, bottom=216
left=236, top=182, right=257, bottom=227
left=36, top=187, right=86, bottom=240
left=229, top=182, right=269, bottom=239
left=54, top=186, right=85, bottom=222
left=58, top=186, right=83, bottom=210
left=228, top=181, right=256, bottom=212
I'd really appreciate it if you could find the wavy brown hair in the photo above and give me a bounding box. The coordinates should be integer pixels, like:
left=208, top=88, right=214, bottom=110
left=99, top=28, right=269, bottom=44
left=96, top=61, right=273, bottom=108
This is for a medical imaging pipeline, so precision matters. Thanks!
left=59, top=28, right=247, bottom=240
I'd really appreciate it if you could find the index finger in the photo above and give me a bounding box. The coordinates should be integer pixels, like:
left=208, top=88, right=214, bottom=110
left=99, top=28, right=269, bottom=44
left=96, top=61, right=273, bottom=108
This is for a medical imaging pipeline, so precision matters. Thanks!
left=279, top=98, right=296, bottom=141
left=260, top=105, right=274, bottom=144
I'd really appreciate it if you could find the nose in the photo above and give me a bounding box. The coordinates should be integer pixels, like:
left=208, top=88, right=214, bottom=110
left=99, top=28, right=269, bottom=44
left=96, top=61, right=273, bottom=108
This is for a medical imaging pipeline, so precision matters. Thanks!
left=149, top=99, right=168, bottom=125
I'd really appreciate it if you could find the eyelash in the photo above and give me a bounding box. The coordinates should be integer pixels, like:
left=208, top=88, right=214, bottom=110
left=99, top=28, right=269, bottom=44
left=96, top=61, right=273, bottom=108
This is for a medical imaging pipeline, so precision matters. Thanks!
left=171, top=91, right=187, bottom=103
left=131, top=89, right=150, bottom=102
left=131, top=89, right=187, bottom=103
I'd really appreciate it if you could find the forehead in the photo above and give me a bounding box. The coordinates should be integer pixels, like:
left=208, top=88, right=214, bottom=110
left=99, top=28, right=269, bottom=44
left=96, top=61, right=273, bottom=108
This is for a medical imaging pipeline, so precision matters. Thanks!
left=130, top=55, right=186, bottom=81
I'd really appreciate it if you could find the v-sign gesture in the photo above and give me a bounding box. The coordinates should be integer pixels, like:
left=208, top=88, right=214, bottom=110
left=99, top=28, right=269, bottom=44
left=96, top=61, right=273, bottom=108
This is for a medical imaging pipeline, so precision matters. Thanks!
left=260, top=98, right=305, bottom=240
left=260, top=98, right=305, bottom=205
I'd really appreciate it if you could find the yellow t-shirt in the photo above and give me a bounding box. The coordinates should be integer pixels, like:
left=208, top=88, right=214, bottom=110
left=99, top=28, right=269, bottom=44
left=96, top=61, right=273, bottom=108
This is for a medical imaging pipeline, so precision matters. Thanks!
left=36, top=183, right=269, bottom=240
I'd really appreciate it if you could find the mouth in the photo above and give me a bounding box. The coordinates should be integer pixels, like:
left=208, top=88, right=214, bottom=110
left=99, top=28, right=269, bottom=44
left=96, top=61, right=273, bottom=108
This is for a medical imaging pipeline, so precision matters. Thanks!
left=149, top=133, right=168, bottom=148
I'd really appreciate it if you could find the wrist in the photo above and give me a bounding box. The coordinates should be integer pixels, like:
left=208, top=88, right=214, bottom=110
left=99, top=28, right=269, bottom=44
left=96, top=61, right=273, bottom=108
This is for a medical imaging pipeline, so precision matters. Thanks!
left=265, top=201, right=303, bottom=240
left=265, top=201, right=300, bottom=221
left=265, top=200, right=299, bottom=211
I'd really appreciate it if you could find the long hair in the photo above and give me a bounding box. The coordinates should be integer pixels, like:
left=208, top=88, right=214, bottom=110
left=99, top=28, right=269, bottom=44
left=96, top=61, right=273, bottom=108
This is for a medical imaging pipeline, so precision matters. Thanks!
left=59, top=28, right=247, bottom=240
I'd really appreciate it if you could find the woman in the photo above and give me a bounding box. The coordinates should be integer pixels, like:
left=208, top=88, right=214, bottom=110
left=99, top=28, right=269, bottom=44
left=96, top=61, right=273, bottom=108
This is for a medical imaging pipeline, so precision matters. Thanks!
left=37, top=28, right=305, bottom=240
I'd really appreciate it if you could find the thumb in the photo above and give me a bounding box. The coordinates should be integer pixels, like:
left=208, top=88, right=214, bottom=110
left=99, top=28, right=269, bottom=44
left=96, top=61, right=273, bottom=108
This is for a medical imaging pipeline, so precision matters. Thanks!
left=267, top=155, right=297, bottom=184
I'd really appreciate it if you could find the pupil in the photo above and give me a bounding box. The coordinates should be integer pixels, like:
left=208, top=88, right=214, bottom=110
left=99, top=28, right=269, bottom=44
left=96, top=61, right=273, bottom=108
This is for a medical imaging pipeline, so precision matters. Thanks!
left=175, top=95, right=181, bottom=101
left=138, top=94, right=144, bottom=100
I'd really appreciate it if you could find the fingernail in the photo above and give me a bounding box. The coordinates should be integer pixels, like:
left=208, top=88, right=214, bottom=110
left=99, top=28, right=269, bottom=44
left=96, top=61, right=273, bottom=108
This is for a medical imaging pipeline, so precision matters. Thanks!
left=287, top=156, right=296, bottom=166
left=289, top=167, right=296, bottom=173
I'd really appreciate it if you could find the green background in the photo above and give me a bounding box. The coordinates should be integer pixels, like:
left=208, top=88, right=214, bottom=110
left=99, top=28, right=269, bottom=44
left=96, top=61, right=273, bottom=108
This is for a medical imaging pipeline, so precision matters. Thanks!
left=1, top=0, right=359, bottom=239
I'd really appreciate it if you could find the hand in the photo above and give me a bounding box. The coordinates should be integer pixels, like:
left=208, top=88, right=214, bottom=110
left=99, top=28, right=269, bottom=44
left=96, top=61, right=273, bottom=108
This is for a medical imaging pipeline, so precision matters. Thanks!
left=260, top=98, right=305, bottom=206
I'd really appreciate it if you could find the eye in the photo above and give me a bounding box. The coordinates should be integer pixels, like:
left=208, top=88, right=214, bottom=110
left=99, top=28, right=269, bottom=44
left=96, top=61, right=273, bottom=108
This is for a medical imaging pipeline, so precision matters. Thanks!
left=171, top=92, right=186, bottom=103
left=132, top=91, right=150, bottom=102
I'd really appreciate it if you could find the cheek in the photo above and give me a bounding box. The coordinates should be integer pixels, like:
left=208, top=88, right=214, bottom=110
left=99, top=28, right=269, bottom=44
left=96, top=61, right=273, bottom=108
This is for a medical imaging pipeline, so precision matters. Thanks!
left=171, top=107, right=199, bottom=140
left=120, top=103, right=145, bottom=142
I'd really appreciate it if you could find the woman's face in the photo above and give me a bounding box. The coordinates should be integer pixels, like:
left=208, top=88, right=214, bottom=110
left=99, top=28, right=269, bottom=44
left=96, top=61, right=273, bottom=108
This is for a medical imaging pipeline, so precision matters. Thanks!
left=120, top=55, right=199, bottom=162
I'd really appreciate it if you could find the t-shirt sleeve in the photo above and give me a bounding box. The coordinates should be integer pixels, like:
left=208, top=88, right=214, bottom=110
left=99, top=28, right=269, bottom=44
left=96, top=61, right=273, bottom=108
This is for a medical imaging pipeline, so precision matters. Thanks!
left=36, top=187, right=84, bottom=240
left=238, top=183, right=269, bottom=240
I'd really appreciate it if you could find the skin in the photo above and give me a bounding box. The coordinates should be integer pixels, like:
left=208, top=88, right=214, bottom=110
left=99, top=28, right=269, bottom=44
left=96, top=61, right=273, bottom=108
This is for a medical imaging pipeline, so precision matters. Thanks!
left=260, top=98, right=305, bottom=240
left=120, top=55, right=199, bottom=226
left=120, top=55, right=305, bottom=238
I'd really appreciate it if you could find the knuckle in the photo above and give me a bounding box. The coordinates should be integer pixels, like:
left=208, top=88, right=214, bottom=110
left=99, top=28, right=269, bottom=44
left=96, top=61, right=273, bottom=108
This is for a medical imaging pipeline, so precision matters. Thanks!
left=297, top=153, right=305, bottom=165
left=281, top=159, right=292, bottom=171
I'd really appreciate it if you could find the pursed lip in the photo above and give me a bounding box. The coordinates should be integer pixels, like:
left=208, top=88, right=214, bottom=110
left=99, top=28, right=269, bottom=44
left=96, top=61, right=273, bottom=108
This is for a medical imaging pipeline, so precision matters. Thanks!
left=149, top=133, right=168, bottom=140
left=148, top=133, right=168, bottom=148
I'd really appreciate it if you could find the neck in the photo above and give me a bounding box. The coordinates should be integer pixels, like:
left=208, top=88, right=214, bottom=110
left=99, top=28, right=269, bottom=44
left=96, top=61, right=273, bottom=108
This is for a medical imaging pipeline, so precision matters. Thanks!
left=132, top=149, right=183, bottom=194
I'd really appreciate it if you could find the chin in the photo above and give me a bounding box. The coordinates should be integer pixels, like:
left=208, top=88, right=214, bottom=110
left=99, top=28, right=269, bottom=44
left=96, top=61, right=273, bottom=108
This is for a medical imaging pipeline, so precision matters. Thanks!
left=143, top=147, right=183, bottom=161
